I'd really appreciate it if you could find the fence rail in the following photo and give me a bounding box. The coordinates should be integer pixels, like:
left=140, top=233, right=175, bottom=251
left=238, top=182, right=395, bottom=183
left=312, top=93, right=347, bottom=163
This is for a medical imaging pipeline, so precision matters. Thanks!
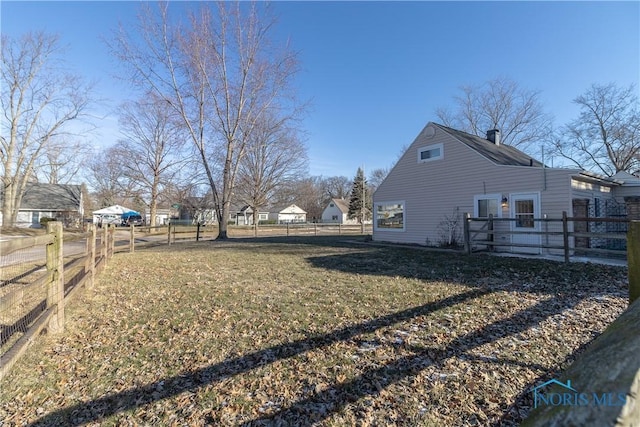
left=1, top=221, right=370, bottom=378
left=0, top=223, right=114, bottom=380
left=109, top=222, right=373, bottom=249
left=463, top=212, right=630, bottom=263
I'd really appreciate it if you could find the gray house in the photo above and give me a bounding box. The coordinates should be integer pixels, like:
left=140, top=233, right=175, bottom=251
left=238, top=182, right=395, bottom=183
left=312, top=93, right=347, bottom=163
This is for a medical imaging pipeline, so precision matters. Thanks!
left=2, top=183, right=84, bottom=228
left=373, top=122, right=639, bottom=254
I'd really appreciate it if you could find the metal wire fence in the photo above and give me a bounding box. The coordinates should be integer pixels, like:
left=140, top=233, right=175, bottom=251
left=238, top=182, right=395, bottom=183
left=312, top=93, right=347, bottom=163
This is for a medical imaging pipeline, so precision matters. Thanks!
left=0, top=223, right=110, bottom=379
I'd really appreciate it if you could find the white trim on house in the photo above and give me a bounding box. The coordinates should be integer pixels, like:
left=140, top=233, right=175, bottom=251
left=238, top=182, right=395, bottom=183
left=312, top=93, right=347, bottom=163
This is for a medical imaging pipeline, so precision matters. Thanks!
left=417, top=143, right=444, bottom=164
left=374, top=200, right=405, bottom=232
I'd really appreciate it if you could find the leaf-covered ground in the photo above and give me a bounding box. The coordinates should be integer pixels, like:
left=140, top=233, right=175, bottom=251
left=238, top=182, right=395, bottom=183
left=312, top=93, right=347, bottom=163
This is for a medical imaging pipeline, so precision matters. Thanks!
left=0, top=236, right=629, bottom=426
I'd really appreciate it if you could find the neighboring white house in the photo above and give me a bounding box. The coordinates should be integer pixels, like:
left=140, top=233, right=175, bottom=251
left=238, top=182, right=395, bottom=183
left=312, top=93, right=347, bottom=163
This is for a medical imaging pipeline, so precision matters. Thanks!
left=268, top=204, right=307, bottom=224
left=1, top=183, right=84, bottom=228
left=373, top=122, right=640, bottom=254
left=233, top=205, right=270, bottom=225
left=93, top=204, right=137, bottom=226
left=145, top=208, right=171, bottom=226
left=321, top=198, right=358, bottom=224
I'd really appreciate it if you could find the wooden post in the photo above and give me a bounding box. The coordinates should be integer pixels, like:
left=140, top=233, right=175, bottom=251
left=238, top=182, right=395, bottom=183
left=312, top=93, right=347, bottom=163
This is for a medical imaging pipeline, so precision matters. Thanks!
left=108, top=225, right=115, bottom=259
left=628, top=221, right=640, bottom=305
left=130, top=224, right=135, bottom=253
left=286, top=223, right=289, bottom=236
left=102, top=224, right=108, bottom=268
left=196, top=222, right=201, bottom=242
left=46, top=221, right=64, bottom=333
left=338, top=223, right=342, bottom=235
left=168, top=222, right=171, bottom=245
left=562, top=211, right=570, bottom=264
left=463, top=213, right=471, bottom=254
left=85, top=223, right=96, bottom=290
left=314, top=223, right=317, bottom=236
left=488, top=213, right=494, bottom=252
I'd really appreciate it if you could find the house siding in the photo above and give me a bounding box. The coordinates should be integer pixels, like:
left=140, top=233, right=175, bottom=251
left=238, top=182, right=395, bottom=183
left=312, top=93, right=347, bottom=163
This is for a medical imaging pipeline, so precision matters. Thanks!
left=321, top=205, right=345, bottom=223
left=268, top=204, right=307, bottom=224
left=373, top=123, right=578, bottom=250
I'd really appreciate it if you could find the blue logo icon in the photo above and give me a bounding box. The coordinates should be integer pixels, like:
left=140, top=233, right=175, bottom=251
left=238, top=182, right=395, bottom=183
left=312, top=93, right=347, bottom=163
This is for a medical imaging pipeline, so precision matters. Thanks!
left=532, top=378, right=627, bottom=409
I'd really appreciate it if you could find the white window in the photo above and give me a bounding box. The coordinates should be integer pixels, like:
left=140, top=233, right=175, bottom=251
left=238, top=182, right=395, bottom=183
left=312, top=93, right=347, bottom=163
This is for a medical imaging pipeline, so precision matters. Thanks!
left=374, top=201, right=405, bottom=231
left=473, top=194, right=502, bottom=218
left=417, top=143, right=443, bottom=163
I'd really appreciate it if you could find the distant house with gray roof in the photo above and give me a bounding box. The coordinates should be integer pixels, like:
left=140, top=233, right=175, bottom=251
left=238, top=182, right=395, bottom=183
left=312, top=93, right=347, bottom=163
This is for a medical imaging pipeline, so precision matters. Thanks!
left=1, top=183, right=84, bottom=228
left=373, top=122, right=640, bottom=253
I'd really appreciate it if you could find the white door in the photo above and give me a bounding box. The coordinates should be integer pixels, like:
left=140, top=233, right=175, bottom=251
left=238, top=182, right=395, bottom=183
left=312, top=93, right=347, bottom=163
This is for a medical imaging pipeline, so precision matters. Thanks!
left=510, top=193, right=541, bottom=254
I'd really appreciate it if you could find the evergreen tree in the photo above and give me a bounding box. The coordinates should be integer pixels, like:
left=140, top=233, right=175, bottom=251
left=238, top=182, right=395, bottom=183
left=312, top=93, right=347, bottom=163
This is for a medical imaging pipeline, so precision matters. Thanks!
left=348, top=168, right=371, bottom=223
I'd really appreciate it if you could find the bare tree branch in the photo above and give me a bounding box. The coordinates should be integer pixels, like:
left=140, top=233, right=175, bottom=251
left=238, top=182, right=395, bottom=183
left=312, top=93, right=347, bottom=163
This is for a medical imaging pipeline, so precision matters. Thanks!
left=435, top=76, right=553, bottom=154
left=552, top=83, right=640, bottom=176
left=111, top=2, right=302, bottom=239
left=1, top=32, right=94, bottom=227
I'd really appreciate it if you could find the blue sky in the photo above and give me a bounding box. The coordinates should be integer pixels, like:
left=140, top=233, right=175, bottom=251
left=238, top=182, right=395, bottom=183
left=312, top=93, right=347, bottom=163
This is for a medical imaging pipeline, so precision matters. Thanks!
left=2, top=1, right=639, bottom=179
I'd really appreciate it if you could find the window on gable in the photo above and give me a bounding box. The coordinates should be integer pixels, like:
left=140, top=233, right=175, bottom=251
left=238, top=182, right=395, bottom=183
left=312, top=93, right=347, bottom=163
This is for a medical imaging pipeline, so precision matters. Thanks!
left=417, top=143, right=443, bottom=163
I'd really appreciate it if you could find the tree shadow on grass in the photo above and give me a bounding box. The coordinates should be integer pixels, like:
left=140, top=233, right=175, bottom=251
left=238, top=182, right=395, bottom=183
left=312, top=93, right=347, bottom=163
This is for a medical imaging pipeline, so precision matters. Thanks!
left=305, top=248, right=628, bottom=298
left=27, top=288, right=491, bottom=426
left=243, top=296, right=584, bottom=426
left=26, top=241, right=625, bottom=426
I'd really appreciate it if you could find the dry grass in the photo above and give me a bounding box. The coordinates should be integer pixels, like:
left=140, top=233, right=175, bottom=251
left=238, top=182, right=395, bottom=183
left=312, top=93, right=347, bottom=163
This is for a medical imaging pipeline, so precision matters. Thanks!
left=0, top=236, right=629, bottom=426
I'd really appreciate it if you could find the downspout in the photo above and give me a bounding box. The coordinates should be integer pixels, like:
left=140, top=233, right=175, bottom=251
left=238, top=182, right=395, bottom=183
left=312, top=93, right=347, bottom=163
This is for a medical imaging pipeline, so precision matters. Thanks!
left=542, top=146, right=547, bottom=191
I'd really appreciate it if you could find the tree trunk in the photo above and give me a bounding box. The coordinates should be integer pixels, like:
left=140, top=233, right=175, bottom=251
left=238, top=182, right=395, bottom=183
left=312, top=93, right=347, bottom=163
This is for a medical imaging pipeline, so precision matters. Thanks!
left=253, top=207, right=259, bottom=237
left=218, top=200, right=230, bottom=239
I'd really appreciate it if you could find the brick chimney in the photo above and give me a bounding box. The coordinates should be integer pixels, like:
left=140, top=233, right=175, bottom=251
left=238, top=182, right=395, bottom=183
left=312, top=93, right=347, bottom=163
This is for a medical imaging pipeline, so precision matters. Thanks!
left=487, top=129, right=501, bottom=146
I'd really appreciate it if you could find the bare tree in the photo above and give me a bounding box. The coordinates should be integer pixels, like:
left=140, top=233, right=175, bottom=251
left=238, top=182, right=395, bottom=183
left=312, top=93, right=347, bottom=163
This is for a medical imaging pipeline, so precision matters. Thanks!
left=86, top=146, right=126, bottom=208
left=435, top=76, right=552, bottom=153
left=1, top=32, right=93, bottom=227
left=235, top=112, right=307, bottom=235
left=368, top=167, right=389, bottom=193
left=33, top=137, right=92, bottom=184
left=321, top=175, right=352, bottom=201
left=270, top=176, right=324, bottom=222
left=112, top=2, right=301, bottom=239
left=552, top=83, right=640, bottom=176
left=115, top=93, right=189, bottom=226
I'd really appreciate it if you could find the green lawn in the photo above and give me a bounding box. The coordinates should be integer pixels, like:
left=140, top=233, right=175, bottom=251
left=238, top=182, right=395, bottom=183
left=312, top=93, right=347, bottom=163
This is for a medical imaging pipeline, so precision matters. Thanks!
left=0, top=236, right=629, bottom=426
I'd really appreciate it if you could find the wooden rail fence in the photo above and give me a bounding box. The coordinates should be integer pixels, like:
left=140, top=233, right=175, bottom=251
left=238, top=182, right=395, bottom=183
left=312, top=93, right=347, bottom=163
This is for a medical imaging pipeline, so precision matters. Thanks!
left=463, top=212, right=630, bottom=263
left=0, top=223, right=114, bottom=380
left=1, top=220, right=371, bottom=378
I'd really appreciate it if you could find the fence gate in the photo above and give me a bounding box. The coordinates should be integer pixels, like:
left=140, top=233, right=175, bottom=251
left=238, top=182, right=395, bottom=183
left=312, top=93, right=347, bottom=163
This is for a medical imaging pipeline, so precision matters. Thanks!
left=572, top=198, right=628, bottom=251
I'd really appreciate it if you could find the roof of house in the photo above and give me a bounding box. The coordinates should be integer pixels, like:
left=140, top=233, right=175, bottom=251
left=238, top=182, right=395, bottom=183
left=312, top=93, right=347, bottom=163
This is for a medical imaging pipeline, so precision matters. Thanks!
left=271, top=203, right=307, bottom=214
left=93, top=204, right=136, bottom=215
left=611, top=171, right=640, bottom=186
left=235, top=205, right=269, bottom=214
left=433, top=123, right=545, bottom=167
left=329, top=198, right=349, bottom=213
left=20, top=183, right=82, bottom=211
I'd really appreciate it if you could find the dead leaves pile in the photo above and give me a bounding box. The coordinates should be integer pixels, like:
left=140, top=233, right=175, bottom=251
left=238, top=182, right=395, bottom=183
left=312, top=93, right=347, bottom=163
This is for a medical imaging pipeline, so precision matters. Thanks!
left=0, top=239, right=629, bottom=426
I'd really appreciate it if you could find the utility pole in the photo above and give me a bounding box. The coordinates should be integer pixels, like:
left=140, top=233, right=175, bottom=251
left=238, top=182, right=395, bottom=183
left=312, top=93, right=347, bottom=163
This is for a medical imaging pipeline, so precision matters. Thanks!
left=361, top=164, right=366, bottom=233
